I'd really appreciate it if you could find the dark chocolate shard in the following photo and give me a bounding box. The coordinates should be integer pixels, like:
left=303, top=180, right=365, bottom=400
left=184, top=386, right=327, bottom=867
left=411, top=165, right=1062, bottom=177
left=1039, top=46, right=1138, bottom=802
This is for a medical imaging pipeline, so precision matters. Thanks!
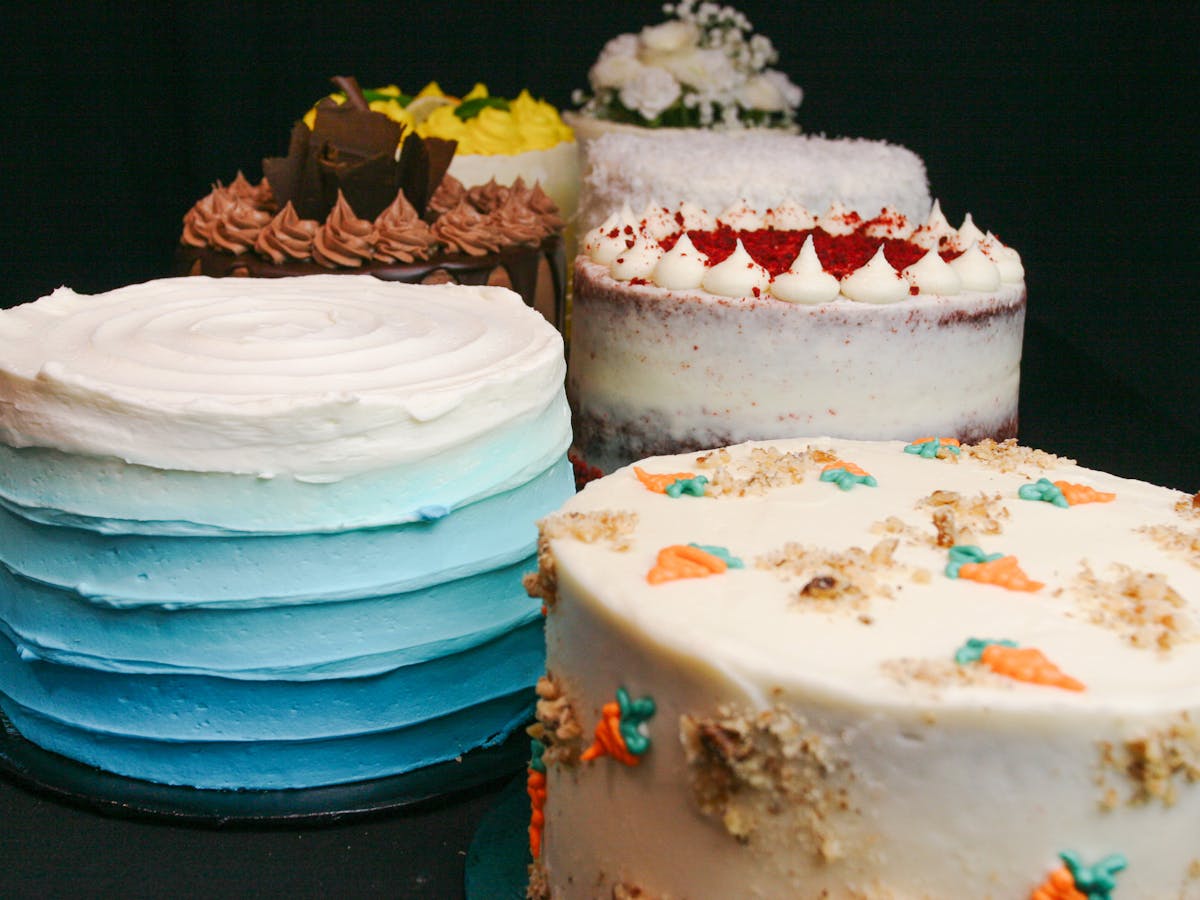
left=331, top=75, right=369, bottom=111
left=259, top=76, right=459, bottom=223
left=398, top=134, right=458, bottom=217
left=311, top=99, right=402, bottom=163
left=320, top=148, right=400, bottom=221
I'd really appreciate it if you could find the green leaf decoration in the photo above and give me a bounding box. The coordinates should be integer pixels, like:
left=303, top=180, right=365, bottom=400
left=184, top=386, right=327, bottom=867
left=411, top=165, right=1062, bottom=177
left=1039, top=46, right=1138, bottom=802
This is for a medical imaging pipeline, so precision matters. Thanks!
left=455, top=96, right=511, bottom=121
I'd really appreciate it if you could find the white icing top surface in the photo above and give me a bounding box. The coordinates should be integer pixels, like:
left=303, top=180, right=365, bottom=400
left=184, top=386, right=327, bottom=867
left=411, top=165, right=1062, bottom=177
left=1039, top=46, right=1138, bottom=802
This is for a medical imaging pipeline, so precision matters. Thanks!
left=552, top=439, right=1200, bottom=715
left=0, top=276, right=567, bottom=480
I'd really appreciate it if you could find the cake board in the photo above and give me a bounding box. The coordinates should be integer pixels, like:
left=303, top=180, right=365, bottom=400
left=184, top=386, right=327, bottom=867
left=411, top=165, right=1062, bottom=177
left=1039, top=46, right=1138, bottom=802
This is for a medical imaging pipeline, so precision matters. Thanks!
left=0, top=708, right=529, bottom=827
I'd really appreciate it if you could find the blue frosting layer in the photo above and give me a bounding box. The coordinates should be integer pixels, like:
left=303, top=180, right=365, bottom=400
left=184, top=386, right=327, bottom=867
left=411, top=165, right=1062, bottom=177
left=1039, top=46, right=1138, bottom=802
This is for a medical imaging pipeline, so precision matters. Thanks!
left=0, top=453, right=574, bottom=789
left=0, top=397, right=571, bottom=534
left=0, top=459, right=572, bottom=608
left=0, top=689, right=535, bottom=790
left=0, top=616, right=544, bottom=740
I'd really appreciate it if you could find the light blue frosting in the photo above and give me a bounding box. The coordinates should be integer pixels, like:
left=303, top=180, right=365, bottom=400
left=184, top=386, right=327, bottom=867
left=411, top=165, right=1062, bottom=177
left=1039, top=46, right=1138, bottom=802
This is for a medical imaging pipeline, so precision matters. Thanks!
left=0, top=451, right=574, bottom=789
left=0, top=396, right=571, bottom=535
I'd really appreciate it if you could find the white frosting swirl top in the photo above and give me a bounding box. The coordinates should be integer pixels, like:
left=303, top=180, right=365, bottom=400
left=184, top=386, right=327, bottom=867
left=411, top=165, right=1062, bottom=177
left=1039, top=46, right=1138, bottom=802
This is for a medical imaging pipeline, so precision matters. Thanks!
left=0, top=276, right=567, bottom=480
left=652, top=232, right=708, bottom=290
left=582, top=199, right=1024, bottom=304
left=639, top=202, right=679, bottom=241
left=902, top=248, right=963, bottom=296
left=763, top=199, right=816, bottom=231
left=718, top=199, right=764, bottom=231
left=949, top=243, right=1003, bottom=291
left=839, top=246, right=908, bottom=304
left=981, top=232, right=1026, bottom=283
left=610, top=231, right=664, bottom=281
left=701, top=239, right=770, bottom=298
left=769, top=235, right=840, bottom=304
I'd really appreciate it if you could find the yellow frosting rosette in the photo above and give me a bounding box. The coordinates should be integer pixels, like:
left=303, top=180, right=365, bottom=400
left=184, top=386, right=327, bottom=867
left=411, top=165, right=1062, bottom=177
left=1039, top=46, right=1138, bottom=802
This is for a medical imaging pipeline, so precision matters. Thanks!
left=303, top=82, right=573, bottom=156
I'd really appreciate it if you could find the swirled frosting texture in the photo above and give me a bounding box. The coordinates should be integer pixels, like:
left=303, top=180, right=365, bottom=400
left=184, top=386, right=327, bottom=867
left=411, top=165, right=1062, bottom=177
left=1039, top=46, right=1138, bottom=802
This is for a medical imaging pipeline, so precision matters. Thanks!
left=0, top=276, right=568, bottom=481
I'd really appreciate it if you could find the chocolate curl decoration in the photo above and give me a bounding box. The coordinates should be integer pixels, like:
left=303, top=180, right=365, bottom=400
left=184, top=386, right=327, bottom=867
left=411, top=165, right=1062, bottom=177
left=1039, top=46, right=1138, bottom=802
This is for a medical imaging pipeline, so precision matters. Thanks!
left=262, top=75, right=456, bottom=222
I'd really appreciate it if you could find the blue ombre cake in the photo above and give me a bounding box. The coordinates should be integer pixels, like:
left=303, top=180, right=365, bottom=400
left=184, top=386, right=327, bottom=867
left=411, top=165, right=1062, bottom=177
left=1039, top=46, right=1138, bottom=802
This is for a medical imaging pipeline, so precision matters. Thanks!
left=0, top=275, right=573, bottom=789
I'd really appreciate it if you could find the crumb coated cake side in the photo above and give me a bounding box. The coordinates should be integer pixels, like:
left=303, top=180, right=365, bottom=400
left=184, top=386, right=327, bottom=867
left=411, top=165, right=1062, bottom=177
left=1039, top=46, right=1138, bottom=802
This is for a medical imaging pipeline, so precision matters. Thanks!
left=569, top=202, right=1026, bottom=474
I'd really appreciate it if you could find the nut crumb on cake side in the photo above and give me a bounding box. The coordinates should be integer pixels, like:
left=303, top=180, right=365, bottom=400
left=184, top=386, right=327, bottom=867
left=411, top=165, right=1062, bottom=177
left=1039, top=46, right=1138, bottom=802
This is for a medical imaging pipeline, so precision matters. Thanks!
left=523, top=510, right=639, bottom=610
left=531, top=673, right=583, bottom=766
left=1071, top=563, right=1193, bottom=652
left=680, top=706, right=857, bottom=862
left=1096, top=713, right=1200, bottom=808
left=526, top=861, right=550, bottom=900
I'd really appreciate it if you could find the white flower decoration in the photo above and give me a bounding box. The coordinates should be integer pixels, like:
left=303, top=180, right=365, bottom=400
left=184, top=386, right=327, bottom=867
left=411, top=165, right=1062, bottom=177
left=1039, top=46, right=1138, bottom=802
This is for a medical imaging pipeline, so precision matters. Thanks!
left=619, top=67, right=683, bottom=121
left=639, top=19, right=700, bottom=53
left=598, top=33, right=640, bottom=60
left=658, top=46, right=737, bottom=93
left=591, top=54, right=647, bottom=90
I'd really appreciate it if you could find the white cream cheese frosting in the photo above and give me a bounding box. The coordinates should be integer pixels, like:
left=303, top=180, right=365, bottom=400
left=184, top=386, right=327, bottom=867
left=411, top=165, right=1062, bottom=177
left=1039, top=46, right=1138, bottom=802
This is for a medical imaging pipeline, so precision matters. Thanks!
left=534, top=437, right=1200, bottom=898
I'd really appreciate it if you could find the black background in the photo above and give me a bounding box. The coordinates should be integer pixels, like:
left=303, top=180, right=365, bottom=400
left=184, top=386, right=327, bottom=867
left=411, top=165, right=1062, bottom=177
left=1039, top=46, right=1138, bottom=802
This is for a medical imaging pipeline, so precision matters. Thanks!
left=1, top=2, right=1198, bottom=896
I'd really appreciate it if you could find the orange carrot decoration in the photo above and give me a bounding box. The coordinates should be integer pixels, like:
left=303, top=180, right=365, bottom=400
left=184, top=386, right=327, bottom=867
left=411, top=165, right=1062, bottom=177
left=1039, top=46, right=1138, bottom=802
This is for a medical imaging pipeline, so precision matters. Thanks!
left=1021, top=477, right=1117, bottom=508
left=904, top=437, right=962, bottom=459
left=527, top=767, right=547, bottom=858
left=580, top=700, right=640, bottom=765
left=580, top=688, right=656, bottom=766
left=1031, top=866, right=1087, bottom=900
left=647, top=544, right=727, bottom=584
left=633, top=466, right=708, bottom=498
left=946, top=545, right=1043, bottom=592
left=634, top=466, right=695, bottom=493
left=1031, top=851, right=1126, bottom=899
left=1054, top=481, right=1116, bottom=506
left=980, top=644, right=1085, bottom=692
left=958, top=555, right=1045, bottom=592
left=820, top=460, right=878, bottom=490
left=527, top=739, right=548, bottom=859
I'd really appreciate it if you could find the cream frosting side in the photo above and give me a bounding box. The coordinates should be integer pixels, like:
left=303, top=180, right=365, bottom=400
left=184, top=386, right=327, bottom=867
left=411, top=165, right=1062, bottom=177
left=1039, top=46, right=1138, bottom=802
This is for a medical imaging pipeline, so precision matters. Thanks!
left=0, top=276, right=568, bottom=480
left=568, top=256, right=1026, bottom=475
left=541, top=438, right=1200, bottom=897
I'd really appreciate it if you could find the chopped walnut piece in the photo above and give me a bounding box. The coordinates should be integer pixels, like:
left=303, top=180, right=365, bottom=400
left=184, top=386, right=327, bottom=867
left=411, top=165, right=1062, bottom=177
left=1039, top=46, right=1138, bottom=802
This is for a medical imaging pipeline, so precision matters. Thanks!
left=1097, top=714, right=1200, bottom=807
left=1072, top=563, right=1193, bottom=652
left=524, top=511, right=638, bottom=610
left=758, top=538, right=902, bottom=613
left=681, top=706, right=856, bottom=861
left=964, top=438, right=1073, bottom=474
left=531, top=673, right=583, bottom=765
left=800, top=575, right=841, bottom=599
left=1138, top=523, right=1200, bottom=569
left=699, top=445, right=817, bottom=497
left=916, top=490, right=1008, bottom=545
left=881, top=657, right=1010, bottom=691
left=525, top=861, right=550, bottom=900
